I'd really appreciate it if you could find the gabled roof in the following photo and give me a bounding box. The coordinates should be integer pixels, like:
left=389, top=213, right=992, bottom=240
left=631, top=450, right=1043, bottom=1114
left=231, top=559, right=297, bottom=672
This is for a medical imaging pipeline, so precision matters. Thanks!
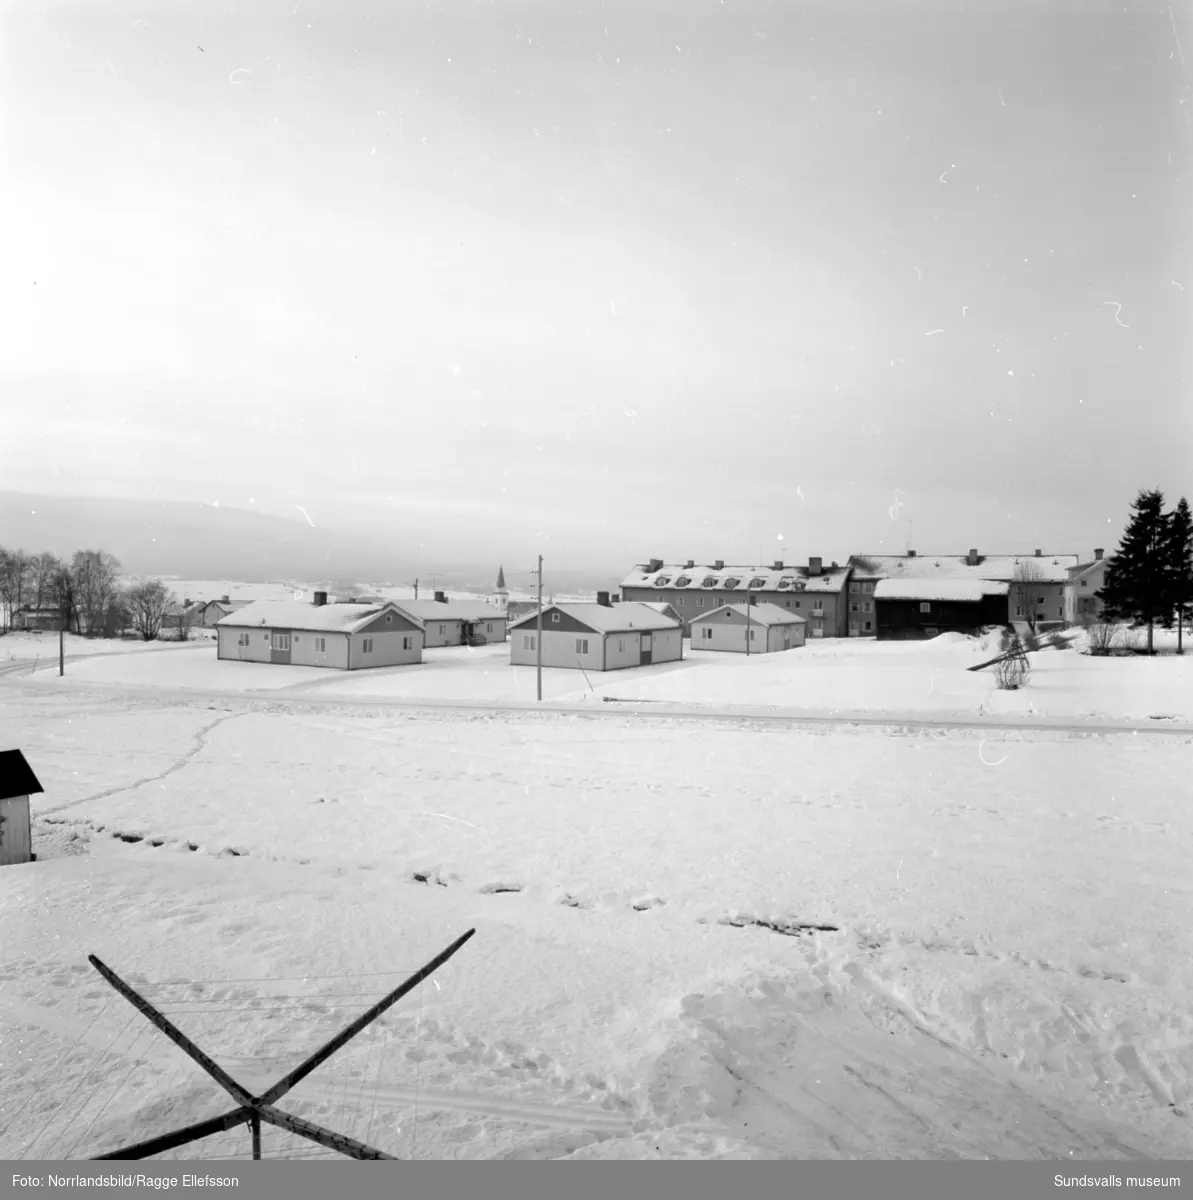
left=509, top=602, right=682, bottom=634
left=689, top=602, right=807, bottom=626
left=621, top=563, right=849, bottom=594
left=0, top=749, right=43, bottom=801
left=640, top=601, right=683, bottom=622
left=203, top=599, right=252, bottom=612
left=396, top=599, right=505, bottom=623
left=873, top=579, right=1009, bottom=602
left=848, top=554, right=1078, bottom=584
left=214, top=599, right=418, bottom=634
left=1067, top=558, right=1109, bottom=583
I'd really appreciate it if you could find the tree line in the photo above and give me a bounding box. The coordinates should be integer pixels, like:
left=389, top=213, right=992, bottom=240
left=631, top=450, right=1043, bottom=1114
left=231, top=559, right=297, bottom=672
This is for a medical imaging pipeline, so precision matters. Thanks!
left=1097, top=489, right=1193, bottom=654
left=0, top=547, right=196, bottom=642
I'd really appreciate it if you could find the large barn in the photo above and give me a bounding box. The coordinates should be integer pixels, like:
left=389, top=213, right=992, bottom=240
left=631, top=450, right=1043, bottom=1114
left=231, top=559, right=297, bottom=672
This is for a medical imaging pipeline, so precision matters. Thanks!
left=620, top=558, right=851, bottom=638
left=689, top=602, right=806, bottom=653
left=873, top=579, right=1010, bottom=640
left=508, top=599, right=683, bottom=671
left=216, top=593, right=424, bottom=669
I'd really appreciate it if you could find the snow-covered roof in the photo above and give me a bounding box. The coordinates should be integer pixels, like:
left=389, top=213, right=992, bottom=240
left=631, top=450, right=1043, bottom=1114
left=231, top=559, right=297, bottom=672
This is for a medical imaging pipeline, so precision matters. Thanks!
left=215, top=599, right=418, bottom=633
left=390, top=599, right=491, bottom=623
left=621, top=563, right=849, bottom=594
left=640, top=601, right=683, bottom=621
left=1067, top=559, right=1109, bottom=583
left=849, top=554, right=1078, bottom=584
left=874, top=579, right=1010, bottom=602
left=508, top=602, right=682, bottom=634
left=689, top=602, right=807, bottom=626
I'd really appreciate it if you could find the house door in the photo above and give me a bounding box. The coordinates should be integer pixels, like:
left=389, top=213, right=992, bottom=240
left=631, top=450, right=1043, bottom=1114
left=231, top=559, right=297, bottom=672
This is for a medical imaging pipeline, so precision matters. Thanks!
left=782, top=628, right=791, bottom=649
left=640, top=632, right=652, bottom=665
left=270, top=630, right=292, bottom=664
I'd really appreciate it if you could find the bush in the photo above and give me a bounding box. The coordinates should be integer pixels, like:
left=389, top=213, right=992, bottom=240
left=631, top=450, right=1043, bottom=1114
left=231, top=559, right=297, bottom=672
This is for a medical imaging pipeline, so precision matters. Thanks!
left=994, top=653, right=1029, bottom=690
left=1083, top=618, right=1118, bottom=656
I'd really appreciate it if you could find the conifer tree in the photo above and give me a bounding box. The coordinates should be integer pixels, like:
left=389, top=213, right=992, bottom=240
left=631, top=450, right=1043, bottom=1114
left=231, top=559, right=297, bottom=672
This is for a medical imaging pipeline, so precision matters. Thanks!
left=1164, top=496, right=1193, bottom=654
left=1096, top=489, right=1169, bottom=654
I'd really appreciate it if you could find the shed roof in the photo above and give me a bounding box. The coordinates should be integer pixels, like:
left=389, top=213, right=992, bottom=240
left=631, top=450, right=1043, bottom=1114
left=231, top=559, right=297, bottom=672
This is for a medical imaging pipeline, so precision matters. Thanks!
left=509, top=602, right=682, bottom=634
left=0, top=749, right=43, bottom=800
left=214, top=599, right=419, bottom=633
left=849, top=554, right=1078, bottom=584
left=873, top=579, right=1010, bottom=601
left=621, top=563, right=849, bottom=594
left=689, top=602, right=808, bottom=626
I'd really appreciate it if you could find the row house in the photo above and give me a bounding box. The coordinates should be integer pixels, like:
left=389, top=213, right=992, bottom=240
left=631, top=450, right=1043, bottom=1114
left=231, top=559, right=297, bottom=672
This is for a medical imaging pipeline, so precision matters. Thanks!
left=619, top=557, right=851, bottom=639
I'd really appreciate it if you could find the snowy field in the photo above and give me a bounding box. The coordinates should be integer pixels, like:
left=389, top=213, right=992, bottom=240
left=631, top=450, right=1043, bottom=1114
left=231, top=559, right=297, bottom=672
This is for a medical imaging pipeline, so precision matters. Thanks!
left=1, top=630, right=215, bottom=666
left=1, top=664, right=1192, bottom=1161
left=19, top=628, right=1193, bottom=724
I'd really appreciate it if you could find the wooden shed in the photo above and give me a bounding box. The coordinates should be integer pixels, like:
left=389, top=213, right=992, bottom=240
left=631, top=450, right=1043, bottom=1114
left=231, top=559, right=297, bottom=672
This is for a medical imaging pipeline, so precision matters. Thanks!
left=0, top=749, right=42, bottom=866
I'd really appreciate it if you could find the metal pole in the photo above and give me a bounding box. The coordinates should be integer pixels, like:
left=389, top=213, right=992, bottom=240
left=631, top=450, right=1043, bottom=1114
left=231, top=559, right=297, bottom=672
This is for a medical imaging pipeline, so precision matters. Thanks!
left=745, top=595, right=751, bottom=656
left=536, top=555, right=543, bottom=702
left=59, top=622, right=65, bottom=676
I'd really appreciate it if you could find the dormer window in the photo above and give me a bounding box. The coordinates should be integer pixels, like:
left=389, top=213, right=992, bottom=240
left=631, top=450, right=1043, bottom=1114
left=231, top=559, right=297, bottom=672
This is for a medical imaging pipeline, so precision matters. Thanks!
left=748, top=578, right=767, bottom=589
left=723, top=577, right=741, bottom=590
left=654, top=575, right=672, bottom=587
left=701, top=576, right=719, bottom=588
left=674, top=576, right=691, bottom=588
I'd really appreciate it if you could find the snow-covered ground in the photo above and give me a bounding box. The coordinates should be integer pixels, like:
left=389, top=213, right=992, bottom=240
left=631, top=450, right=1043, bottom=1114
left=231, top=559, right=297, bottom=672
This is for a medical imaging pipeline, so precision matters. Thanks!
left=1, top=630, right=215, bottom=665
left=21, top=629, right=1193, bottom=723
left=2, top=661, right=1192, bottom=1162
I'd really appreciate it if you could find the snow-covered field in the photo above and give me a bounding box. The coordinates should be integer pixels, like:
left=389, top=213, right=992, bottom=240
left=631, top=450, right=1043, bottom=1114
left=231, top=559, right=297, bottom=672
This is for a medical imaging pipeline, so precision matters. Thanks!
left=2, top=655, right=1193, bottom=1162
left=20, top=628, right=1193, bottom=724
left=1, top=630, right=215, bottom=665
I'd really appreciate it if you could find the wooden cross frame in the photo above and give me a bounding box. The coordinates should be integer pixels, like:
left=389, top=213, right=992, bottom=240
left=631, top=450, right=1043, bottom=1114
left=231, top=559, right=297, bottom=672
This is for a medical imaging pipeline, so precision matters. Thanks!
left=88, top=928, right=476, bottom=1161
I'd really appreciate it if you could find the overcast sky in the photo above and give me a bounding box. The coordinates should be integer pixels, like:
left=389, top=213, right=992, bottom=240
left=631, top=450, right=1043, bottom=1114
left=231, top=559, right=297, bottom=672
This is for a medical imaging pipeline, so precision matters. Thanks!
left=3, top=0, right=1190, bottom=573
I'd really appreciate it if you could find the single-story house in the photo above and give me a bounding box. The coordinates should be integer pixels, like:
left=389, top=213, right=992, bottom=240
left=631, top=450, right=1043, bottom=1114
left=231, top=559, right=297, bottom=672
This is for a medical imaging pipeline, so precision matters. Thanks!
left=198, top=597, right=254, bottom=628
left=689, top=602, right=807, bottom=653
left=11, top=607, right=61, bottom=632
left=393, top=596, right=507, bottom=646
left=639, top=600, right=684, bottom=627
left=0, top=748, right=42, bottom=866
left=1064, top=550, right=1109, bottom=625
left=216, top=592, right=424, bottom=669
left=621, top=557, right=851, bottom=638
left=508, top=599, right=683, bottom=671
left=873, top=579, right=1010, bottom=640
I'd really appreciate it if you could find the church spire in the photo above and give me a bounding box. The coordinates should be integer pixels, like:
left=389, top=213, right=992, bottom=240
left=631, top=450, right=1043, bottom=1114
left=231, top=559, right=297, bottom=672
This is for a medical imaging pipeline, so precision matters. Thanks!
left=496, top=565, right=506, bottom=591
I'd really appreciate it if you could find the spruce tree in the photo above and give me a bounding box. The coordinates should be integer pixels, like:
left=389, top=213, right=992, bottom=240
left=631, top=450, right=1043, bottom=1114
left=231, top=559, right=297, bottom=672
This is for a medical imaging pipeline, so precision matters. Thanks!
left=1096, top=488, right=1169, bottom=654
left=1165, top=496, right=1193, bottom=654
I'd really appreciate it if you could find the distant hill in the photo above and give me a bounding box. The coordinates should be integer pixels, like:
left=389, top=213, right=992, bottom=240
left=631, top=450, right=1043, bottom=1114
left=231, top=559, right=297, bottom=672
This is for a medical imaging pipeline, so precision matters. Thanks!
left=0, top=492, right=413, bottom=582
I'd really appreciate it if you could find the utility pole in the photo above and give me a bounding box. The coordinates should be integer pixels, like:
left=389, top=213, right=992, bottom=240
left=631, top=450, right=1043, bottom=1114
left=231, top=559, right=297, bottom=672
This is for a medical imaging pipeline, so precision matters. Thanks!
left=59, top=620, right=65, bottom=676
left=745, top=594, right=752, bottom=657
left=535, top=555, right=543, bottom=702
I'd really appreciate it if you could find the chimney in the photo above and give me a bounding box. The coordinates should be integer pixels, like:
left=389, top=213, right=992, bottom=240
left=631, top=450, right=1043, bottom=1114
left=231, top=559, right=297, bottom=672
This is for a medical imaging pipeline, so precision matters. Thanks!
left=714, top=559, right=724, bottom=570
left=1094, top=548, right=1104, bottom=561
left=772, top=559, right=783, bottom=570
left=1035, top=549, right=1042, bottom=557
left=221, top=594, right=230, bottom=603
left=967, top=548, right=978, bottom=566
left=907, top=550, right=917, bottom=558
left=647, top=558, right=664, bottom=573
left=808, top=557, right=822, bottom=576
left=685, top=559, right=695, bottom=569
left=313, top=591, right=327, bottom=607
left=434, top=590, right=447, bottom=603
left=596, top=590, right=611, bottom=607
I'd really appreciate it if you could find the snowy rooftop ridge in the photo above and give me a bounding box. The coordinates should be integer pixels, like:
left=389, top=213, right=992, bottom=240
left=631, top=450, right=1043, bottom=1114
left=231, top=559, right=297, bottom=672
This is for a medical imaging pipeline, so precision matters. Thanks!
left=622, top=563, right=849, bottom=594
left=873, top=579, right=1010, bottom=602
left=508, top=602, right=683, bottom=634
left=849, top=554, right=1078, bottom=584
left=213, top=599, right=420, bottom=633
left=393, top=598, right=505, bottom=623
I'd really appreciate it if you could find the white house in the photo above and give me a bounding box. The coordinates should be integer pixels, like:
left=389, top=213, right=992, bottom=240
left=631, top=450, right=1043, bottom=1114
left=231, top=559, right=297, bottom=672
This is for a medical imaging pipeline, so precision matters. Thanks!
left=688, top=602, right=807, bottom=653
left=216, top=592, right=423, bottom=670
left=1064, top=550, right=1109, bottom=624
left=393, top=596, right=508, bottom=645
left=0, top=748, right=42, bottom=867
left=508, top=599, right=683, bottom=671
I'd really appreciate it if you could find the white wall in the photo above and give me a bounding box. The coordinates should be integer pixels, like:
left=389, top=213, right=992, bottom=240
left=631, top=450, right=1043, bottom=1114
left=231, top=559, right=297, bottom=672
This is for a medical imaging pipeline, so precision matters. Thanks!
left=290, top=630, right=350, bottom=669
left=217, top=626, right=272, bottom=663
left=348, top=629, right=423, bottom=668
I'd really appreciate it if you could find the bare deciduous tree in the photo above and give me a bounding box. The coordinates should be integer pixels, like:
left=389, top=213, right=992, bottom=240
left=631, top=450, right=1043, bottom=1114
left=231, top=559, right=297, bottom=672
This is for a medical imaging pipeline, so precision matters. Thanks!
left=1010, top=559, right=1047, bottom=635
left=70, top=550, right=122, bottom=637
left=126, top=579, right=174, bottom=642
left=31, top=552, right=62, bottom=609
left=1082, top=615, right=1118, bottom=656
left=0, top=548, right=30, bottom=630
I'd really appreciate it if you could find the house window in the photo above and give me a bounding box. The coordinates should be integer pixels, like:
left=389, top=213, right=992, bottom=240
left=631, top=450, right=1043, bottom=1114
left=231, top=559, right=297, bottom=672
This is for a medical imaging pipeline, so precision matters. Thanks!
left=386, top=614, right=393, bottom=623
left=919, top=602, right=930, bottom=613
left=748, top=628, right=757, bottom=640
left=618, top=639, right=625, bottom=651
left=238, top=633, right=250, bottom=647
left=698, top=597, right=706, bottom=607
left=701, top=627, right=712, bottom=640
left=271, top=632, right=291, bottom=650
left=362, top=638, right=374, bottom=653
left=524, top=635, right=536, bottom=649
left=863, top=582, right=874, bottom=593
left=862, top=601, right=872, bottom=613
left=864, top=620, right=872, bottom=631
left=402, top=635, right=412, bottom=650
left=850, top=602, right=860, bottom=613
left=575, top=638, right=589, bottom=654
left=316, top=636, right=326, bottom=652
left=486, top=623, right=492, bottom=632
left=850, top=582, right=860, bottom=594
left=551, top=612, right=560, bottom=623
left=925, top=627, right=939, bottom=637
left=793, top=600, right=801, bottom=608
left=438, top=624, right=445, bottom=635
left=784, top=600, right=792, bottom=608
left=813, top=600, right=823, bottom=611
left=1081, top=580, right=1088, bottom=588
left=1015, top=605, right=1023, bottom=616
left=676, top=595, right=684, bottom=605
